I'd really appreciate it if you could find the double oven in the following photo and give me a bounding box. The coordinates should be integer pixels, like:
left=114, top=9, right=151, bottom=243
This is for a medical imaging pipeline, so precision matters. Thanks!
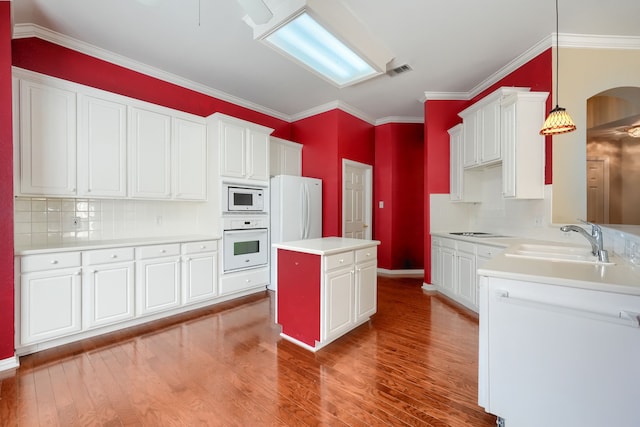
left=222, top=184, right=269, bottom=273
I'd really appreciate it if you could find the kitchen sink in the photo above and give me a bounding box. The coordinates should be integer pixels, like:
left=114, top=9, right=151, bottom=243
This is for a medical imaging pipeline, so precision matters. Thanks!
left=505, top=243, right=616, bottom=265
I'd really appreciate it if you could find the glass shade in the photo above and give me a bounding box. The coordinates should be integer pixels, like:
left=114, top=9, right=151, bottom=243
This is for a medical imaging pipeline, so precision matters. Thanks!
left=540, top=106, right=577, bottom=135
left=264, top=12, right=378, bottom=87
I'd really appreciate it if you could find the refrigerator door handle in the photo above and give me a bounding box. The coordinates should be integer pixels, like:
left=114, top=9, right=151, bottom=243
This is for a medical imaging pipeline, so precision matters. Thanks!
left=300, top=183, right=306, bottom=239
left=305, top=183, right=311, bottom=239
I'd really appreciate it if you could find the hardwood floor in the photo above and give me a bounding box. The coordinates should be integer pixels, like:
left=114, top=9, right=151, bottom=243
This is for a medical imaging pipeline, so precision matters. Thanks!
left=0, top=276, right=496, bottom=426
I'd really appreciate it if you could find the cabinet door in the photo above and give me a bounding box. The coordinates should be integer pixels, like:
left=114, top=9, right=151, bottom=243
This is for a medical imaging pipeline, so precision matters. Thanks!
left=457, top=250, right=477, bottom=309
left=324, top=267, right=355, bottom=341
left=281, top=142, right=302, bottom=176
left=448, top=125, right=463, bottom=201
left=480, top=101, right=501, bottom=164
left=462, top=110, right=480, bottom=168
left=355, top=260, right=377, bottom=322
left=219, top=120, right=247, bottom=179
left=136, top=257, right=181, bottom=315
left=173, top=117, right=207, bottom=200
left=247, top=130, right=269, bottom=181
left=84, top=262, right=135, bottom=329
left=501, top=100, right=517, bottom=198
left=77, top=94, right=128, bottom=197
left=440, top=247, right=456, bottom=293
left=20, top=268, right=82, bottom=345
left=182, top=252, right=218, bottom=304
left=19, top=80, right=77, bottom=196
left=129, top=107, right=172, bottom=199
left=431, top=239, right=442, bottom=285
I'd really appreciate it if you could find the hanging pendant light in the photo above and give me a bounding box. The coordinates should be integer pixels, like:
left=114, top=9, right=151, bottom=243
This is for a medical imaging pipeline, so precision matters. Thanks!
left=540, top=0, right=576, bottom=135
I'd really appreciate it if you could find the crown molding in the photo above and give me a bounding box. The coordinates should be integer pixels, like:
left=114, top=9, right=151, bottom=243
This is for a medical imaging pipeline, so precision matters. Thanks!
left=12, top=23, right=292, bottom=122
left=375, top=116, right=423, bottom=126
left=291, top=100, right=376, bottom=125
left=559, top=33, right=640, bottom=49
left=421, top=92, right=470, bottom=102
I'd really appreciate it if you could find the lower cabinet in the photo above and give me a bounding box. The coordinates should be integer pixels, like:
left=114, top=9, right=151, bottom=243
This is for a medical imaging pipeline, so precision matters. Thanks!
left=135, top=244, right=181, bottom=316
left=277, top=244, right=378, bottom=351
left=16, top=238, right=222, bottom=353
left=19, top=252, right=83, bottom=345
left=83, top=247, right=135, bottom=329
left=431, top=235, right=504, bottom=312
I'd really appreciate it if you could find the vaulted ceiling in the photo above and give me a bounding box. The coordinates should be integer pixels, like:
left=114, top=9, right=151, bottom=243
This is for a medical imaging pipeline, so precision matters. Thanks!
left=11, top=0, right=640, bottom=123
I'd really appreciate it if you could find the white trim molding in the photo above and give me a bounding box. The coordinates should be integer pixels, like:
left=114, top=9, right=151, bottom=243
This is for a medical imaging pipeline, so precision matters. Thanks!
left=377, top=268, right=424, bottom=277
left=421, top=282, right=437, bottom=292
left=375, top=116, right=423, bottom=126
left=0, top=355, right=19, bottom=372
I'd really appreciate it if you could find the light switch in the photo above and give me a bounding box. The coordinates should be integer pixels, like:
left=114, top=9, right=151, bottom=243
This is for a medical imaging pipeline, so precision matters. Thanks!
left=378, top=201, right=384, bottom=208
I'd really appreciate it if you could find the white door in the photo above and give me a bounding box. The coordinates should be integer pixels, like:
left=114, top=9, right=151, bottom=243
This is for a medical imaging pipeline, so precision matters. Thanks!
left=586, top=158, right=609, bottom=223
left=342, top=160, right=372, bottom=239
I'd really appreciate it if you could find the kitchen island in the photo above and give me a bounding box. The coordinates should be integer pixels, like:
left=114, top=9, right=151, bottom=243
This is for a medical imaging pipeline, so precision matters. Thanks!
left=273, top=237, right=380, bottom=351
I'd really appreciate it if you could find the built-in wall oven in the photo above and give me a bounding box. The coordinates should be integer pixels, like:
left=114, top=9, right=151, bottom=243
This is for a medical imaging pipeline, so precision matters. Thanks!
left=222, top=216, right=268, bottom=272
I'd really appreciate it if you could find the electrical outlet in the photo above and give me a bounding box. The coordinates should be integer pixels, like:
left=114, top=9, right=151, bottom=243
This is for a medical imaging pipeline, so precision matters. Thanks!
left=533, top=216, right=543, bottom=227
left=72, top=217, right=80, bottom=228
left=156, top=216, right=163, bottom=226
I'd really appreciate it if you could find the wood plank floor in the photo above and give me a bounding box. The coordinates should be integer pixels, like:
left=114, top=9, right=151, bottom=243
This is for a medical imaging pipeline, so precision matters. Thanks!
left=0, top=276, right=496, bottom=426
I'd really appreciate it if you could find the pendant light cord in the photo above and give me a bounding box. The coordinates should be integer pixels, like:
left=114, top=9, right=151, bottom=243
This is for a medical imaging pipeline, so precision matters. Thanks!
left=555, top=0, right=559, bottom=108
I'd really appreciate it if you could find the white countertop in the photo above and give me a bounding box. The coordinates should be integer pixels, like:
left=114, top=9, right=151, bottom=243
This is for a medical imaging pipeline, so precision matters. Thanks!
left=432, top=231, right=640, bottom=296
left=273, top=237, right=380, bottom=256
left=15, top=234, right=220, bottom=255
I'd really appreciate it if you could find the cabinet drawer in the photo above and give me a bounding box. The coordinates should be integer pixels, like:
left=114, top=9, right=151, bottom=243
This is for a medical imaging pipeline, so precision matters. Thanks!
left=20, top=252, right=81, bottom=273
left=441, top=238, right=457, bottom=249
left=355, top=246, right=377, bottom=263
left=477, top=245, right=503, bottom=259
left=457, top=241, right=476, bottom=254
left=182, top=240, right=218, bottom=255
left=325, top=251, right=354, bottom=271
left=84, top=247, right=134, bottom=265
left=136, top=243, right=180, bottom=260
left=220, top=268, right=268, bottom=295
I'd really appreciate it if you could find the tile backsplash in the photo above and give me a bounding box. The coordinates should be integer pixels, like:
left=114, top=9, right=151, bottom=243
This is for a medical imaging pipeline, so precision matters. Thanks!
left=14, top=197, right=209, bottom=247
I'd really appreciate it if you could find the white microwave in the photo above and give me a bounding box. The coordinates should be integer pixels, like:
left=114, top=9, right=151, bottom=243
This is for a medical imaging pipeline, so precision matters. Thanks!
left=225, top=185, right=265, bottom=212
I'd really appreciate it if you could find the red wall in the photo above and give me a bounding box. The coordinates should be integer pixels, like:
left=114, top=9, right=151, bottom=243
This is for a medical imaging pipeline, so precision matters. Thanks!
left=12, top=38, right=292, bottom=138
left=0, top=1, right=14, bottom=360
left=422, top=50, right=553, bottom=285
left=375, top=123, right=424, bottom=270
left=292, top=110, right=375, bottom=237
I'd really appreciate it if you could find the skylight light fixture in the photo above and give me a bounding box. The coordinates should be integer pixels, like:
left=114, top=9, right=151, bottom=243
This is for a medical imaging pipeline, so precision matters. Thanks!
left=240, top=0, right=393, bottom=88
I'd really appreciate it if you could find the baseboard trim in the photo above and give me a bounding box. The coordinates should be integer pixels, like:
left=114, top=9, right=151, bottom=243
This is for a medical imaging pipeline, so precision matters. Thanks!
left=0, top=354, right=19, bottom=372
left=377, top=268, right=424, bottom=277
left=422, top=282, right=438, bottom=292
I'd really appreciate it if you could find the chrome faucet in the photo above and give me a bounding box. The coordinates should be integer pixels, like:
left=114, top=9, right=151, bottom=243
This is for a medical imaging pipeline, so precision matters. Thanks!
left=560, top=220, right=609, bottom=263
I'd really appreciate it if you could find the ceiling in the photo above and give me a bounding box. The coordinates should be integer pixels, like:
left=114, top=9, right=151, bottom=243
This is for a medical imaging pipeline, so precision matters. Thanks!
left=10, top=0, right=640, bottom=123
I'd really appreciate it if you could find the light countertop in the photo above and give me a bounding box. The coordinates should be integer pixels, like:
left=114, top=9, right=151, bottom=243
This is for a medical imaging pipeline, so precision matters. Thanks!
left=432, top=231, right=640, bottom=296
left=15, top=234, right=220, bottom=256
left=273, top=237, right=380, bottom=256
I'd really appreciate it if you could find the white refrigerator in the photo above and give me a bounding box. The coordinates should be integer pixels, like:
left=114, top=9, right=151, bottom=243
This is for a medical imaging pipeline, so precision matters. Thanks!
left=269, top=175, right=322, bottom=291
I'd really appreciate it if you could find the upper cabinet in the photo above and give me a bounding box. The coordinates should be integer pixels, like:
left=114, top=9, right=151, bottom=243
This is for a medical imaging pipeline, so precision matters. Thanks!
left=18, top=79, right=77, bottom=196
left=501, top=91, right=548, bottom=199
left=270, top=137, right=302, bottom=177
left=13, top=69, right=208, bottom=201
left=210, top=113, right=273, bottom=182
left=459, top=87, right=529, bottom=169
left=77, top=94, right=128, bottom=198
left=453, top=87, right=548, bottom=201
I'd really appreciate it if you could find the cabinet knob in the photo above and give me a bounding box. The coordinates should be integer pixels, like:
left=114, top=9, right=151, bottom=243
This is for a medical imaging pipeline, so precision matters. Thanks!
left=110, top=254, right=118, bottom=259
left=50, top=260, right=58, bottom=264
left=200, top=245, right=206, bottom=249
left=160, top=249, right=166, bottom=253
left=246, top=279, right=251, bottom=283
left=339, top=259, right=344, bottom=263
left=294, top=262, right=299, bottom=266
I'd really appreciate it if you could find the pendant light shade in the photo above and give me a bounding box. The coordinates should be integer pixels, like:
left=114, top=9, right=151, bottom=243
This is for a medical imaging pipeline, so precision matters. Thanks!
left=540, top=106, right=576, bottom=135
left=540, top=0, right=576, bottom=136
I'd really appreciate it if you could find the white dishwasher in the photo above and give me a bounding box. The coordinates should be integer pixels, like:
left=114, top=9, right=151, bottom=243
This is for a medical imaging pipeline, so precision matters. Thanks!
left=478, top=276, right=640, bottom=427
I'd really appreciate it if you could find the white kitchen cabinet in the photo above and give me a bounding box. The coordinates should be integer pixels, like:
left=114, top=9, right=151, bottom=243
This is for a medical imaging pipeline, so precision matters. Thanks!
left=77, top=93, right=128, bottom=198
left=219, top=266, right=268, bottom=296
left=276, top=239, right=379, bottom=351
left=448, top=124, right=481, bottom=203
left=431, top=235, right=504, bottom=312
left=18, top=251, right=82, bottom=345
left=135, top=243, right=181, bottom=316
left=459, top=87, right=527, bottom=170
left=211, top=113, right=274, bottom=182
left=17, top=78, right=77, bottom=196
left=172, top=117, right=207, bottom=200
left=479, top=276, right=640, bottom=426
left=128, top=107, right=172, bottom=199
left=83, top=247, right=135, bottom=329
left=270, top=137, right=302, bottom=176
left=182, top=240, right=218, bottom=304
left=500, top=91, right=548, bottom=199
